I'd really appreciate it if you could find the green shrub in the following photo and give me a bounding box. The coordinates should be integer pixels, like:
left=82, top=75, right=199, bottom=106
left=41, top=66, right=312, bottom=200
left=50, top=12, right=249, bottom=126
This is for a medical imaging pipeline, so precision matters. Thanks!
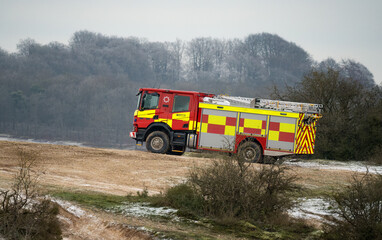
left=165, top=159, right=299, bottom=224
left=164, top=183, right=204, bottom=217
left=324, top=173, right=382, bottom=239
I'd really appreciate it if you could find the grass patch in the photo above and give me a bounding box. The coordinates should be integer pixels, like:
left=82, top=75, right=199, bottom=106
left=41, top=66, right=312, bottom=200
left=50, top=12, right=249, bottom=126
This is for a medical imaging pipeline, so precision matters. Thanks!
left=294, top=186, right=338, bottom=199
left=51, top=189, right=162, bottom=210
left=50, top=189, right=321, bottom=239
left=209, top=219, right=317, bottom=240
left=51, top=190, right=128, bottom=209
left=154, top=229, right=216, bottom=240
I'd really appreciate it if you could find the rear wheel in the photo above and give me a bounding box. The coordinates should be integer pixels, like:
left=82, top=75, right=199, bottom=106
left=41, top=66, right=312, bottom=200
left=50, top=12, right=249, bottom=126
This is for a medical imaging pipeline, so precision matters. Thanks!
left=146, top=131, right=170, bottom=154
left=238, top=141, right=263, bottom=163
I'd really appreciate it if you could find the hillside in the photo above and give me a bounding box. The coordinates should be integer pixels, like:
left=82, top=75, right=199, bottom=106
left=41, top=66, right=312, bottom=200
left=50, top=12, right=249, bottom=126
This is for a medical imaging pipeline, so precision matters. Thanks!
left=0, top=140, right=358, bottom=196
left=1, top=140, right=372, bottom=239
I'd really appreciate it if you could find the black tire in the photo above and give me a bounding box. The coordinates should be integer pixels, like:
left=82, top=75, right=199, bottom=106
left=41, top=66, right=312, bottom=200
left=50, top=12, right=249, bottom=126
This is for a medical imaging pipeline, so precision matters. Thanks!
left=238, top=141, right=263, bottom=163
left=146, top=131, right=170, bottom=154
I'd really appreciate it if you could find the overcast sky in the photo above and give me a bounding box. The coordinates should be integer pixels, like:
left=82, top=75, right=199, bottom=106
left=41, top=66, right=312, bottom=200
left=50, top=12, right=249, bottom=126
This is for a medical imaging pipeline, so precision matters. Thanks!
left=1, top=0, right=381, bottom=84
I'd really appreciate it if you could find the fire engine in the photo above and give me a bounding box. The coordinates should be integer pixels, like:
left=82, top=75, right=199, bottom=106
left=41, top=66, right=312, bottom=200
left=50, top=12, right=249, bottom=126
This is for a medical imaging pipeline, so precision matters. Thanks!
left=129, top=88, right=322, bottom=163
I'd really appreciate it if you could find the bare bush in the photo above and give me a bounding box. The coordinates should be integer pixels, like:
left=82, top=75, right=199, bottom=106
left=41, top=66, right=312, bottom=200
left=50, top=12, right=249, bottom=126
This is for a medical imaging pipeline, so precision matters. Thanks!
left=0, top=148, right=61, bottom=239
left=324, top=173, right=382, bottom=239
left=187, top=158, right=299, bottom=222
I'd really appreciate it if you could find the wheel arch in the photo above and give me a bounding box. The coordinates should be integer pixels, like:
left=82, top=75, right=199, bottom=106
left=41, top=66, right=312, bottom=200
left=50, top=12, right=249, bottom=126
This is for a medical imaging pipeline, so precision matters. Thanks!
left=143, top=122, right=172, bottom=142
left=236, top=136, right=265, bottom=154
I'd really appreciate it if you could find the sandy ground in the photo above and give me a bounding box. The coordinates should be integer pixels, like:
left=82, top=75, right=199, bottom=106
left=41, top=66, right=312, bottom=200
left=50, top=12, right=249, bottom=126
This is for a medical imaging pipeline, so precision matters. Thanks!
left=0, top=140, right=210, bottom=195
left=0, top=140, right=363, bottom=239
left=0, top=140, right=358, bottom=196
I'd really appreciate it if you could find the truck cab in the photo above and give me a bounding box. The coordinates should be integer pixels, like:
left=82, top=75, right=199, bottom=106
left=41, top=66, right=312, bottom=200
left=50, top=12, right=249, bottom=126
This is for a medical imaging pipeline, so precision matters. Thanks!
left=130, top=88, right=214, bottom=155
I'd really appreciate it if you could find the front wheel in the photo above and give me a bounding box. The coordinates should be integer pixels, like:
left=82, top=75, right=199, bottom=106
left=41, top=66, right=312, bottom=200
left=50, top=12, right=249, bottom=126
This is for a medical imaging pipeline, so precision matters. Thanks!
left=146, top=131, right=170, bottom=154
left=237, top=141, right=263, bottom=163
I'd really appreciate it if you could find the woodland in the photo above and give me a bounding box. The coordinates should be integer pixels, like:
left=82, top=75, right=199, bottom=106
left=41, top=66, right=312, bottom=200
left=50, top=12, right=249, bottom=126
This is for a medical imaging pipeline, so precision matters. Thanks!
left=0, top=31, right=380, bottom=160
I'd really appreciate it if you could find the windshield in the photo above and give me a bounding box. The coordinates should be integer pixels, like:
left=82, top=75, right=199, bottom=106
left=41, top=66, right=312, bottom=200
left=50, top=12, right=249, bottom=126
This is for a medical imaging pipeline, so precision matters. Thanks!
left=136, top=92, right=141, bottom=110
left=141, top=92, right=159, bottom=110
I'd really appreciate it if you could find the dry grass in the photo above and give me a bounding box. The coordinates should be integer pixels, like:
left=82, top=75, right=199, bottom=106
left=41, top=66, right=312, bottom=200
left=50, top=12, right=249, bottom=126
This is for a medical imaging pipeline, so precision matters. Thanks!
left=0, top=140, right=367, bottom=239
left=0, top=140, right=360, bottom=198
left=0, top=141, right=208, bottom=196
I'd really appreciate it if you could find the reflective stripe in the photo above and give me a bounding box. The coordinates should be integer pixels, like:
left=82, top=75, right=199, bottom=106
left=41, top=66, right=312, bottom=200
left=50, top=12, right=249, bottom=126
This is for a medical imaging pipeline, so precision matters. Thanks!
left=268, top=130, right=279, bottom=141
left=137, top=109, right=156, bottom=118
left=199, top=103, right=299, bottom=118
left=280, top=123, right=295, bottom=133
left=244, top=119, right=262, bottom=128
left=199, top=109, right=237, bottom=137
left=224, top=126, right=236, bottom=136
left=208, top=115, right=226, bottom=125
left=239, top=116, right=266, bottom=136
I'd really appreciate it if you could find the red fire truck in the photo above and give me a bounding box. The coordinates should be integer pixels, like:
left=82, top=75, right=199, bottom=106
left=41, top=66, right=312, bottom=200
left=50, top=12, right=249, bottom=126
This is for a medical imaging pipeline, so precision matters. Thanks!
left=130, top=88, right=322, bottom=162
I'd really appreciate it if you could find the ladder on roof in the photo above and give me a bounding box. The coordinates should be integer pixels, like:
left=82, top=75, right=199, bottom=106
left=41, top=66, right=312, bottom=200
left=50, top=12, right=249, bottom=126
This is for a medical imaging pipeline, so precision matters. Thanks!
left=207, top=95, right=323, bottom=114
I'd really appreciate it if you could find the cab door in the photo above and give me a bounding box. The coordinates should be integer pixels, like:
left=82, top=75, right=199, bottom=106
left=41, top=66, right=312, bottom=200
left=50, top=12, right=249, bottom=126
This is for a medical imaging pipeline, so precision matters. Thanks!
left=156, top=92, right=172, bottom=124
left=136, top=91, right=160, bottom=128
left=137, top=90, right=172, bottom=128
left=170, top=94, right=192, bottom=131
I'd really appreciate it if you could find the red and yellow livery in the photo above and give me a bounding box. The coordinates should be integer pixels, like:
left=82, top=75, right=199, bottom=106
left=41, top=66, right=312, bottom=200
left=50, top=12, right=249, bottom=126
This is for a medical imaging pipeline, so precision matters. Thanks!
left=130, top=88, right=322, bottom=162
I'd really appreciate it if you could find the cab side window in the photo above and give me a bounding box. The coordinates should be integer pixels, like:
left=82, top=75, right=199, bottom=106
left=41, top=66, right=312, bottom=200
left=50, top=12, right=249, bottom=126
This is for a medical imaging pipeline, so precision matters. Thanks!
left=141, top=93, right=159, bottom=110
left=173, top=95, right=190, bottom=112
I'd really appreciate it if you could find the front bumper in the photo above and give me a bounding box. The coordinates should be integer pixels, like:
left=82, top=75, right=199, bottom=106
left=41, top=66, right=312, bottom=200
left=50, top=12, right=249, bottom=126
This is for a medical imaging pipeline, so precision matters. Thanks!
left=130, top=129, right=145, bottom=141
left=129, top=131, right=136, bottom=139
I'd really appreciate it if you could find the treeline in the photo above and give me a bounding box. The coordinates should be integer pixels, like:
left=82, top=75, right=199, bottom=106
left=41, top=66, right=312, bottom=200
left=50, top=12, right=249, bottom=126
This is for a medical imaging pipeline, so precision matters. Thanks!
left=274, top=59, right=381, bottom=161
left=0, top=31, right=379, bottom=159
left=0, top=31, right=313, bottom=147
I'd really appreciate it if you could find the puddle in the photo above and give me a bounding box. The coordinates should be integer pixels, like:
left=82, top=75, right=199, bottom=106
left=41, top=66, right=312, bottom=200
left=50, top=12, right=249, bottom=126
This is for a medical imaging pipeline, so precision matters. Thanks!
left=52, top=199, right=90, bottom=218
left=112, top=202, right=178, bottom=219
left=283, top=159, right=382, bottom=174
left=0, top=135, right=85, bottom=147
left=289, top=197, right=339, bottom=223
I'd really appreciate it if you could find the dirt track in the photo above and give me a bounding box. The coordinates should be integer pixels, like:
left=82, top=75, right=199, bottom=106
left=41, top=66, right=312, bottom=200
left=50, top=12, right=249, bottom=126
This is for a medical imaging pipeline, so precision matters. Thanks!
left=0, top=140, right=358, bottom=197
